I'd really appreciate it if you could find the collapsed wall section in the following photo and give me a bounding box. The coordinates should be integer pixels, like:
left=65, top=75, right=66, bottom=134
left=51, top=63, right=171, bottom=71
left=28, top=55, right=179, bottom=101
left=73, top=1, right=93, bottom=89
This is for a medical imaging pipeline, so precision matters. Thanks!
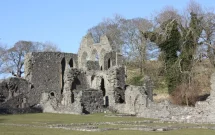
left=0, top=77, right=40, bottom=114
left=0, top=77, right=32, bottom=108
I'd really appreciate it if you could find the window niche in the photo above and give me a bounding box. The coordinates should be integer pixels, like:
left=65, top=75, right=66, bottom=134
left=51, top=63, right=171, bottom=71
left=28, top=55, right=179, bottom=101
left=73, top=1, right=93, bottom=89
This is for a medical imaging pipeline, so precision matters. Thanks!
left=108, top=58, right=111, bottom=69
left=69, top=58, right=74, bottom=68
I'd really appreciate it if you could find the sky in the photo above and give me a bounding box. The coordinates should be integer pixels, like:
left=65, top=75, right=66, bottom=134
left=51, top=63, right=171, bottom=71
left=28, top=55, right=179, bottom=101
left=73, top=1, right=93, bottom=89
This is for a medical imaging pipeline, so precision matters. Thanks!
left=0, top=0, right=215, bottom=53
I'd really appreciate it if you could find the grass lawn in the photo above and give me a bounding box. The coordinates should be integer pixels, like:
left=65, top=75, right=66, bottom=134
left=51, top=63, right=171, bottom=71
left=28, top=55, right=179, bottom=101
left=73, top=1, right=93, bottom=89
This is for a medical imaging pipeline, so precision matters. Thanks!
left=1, top=125, right=215, bottom=135
left=0, top=113, right=149, bottom=124
left=0, top=113, right=215, bottom=135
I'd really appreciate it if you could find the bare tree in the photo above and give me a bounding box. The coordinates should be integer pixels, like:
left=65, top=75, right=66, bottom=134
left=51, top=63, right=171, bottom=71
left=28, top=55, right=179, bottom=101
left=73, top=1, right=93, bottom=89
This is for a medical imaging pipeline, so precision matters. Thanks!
left=186, top=0, right=203, bottom=15
left=155, top=6, right=182, bottom=27
left=88, top=14, right=125, bottom=53
left=181, top=0, right=203, bottom=28
left=0, top=43, right=7, bottom=69
left=121, top=18, right=153, bottom=74
left=41, top=41, right=60, bottom=52
left=201, top=11, right=215, bottom=66
left=184, top=1, right=215, bottom=66
left=0, top=40, right=60, bottom=77
left=1, top=41, right=34, bottom=77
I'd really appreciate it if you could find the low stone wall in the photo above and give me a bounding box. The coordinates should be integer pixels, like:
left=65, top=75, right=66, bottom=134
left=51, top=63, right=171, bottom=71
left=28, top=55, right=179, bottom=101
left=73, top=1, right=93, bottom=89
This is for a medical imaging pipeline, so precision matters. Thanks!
left=0, top=77, right=43, bottom=114
left=39, top=89, right=104, bottom=114
left=80, top=89, right=104, bottom=114
left=0, top=77, right=33, bottom=108
left=0, top=107, right=42, bottom=114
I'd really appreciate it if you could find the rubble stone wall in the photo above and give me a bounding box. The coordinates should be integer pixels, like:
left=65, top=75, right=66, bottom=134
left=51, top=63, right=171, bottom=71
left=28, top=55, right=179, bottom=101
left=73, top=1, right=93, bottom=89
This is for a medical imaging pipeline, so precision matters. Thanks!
left=0, top=77, right=41, bottom=114
left=0, top=77, right=33, bottom=107
left=80, top=89, right=104, bottom=114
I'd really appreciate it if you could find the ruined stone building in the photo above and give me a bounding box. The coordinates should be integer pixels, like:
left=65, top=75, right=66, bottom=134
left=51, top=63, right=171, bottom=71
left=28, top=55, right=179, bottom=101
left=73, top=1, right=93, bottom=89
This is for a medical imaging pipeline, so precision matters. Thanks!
left=0, top=33, right=151, bottom=114
left=1, top=33, right=215, bottom=123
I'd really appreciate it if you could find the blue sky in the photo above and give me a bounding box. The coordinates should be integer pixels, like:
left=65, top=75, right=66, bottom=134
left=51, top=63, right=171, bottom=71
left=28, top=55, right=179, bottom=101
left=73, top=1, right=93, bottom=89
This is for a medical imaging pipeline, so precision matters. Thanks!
left=0, top=0, right=214, bottom=53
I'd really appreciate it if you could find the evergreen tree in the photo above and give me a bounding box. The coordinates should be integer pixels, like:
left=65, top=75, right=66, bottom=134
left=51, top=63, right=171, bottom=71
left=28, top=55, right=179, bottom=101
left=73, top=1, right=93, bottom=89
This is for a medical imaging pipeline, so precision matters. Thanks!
left=143, top=20, right=181, bottom=93
left=143, top=13, right=203, bottom=94
left=180, top=12, right=203, bottom=83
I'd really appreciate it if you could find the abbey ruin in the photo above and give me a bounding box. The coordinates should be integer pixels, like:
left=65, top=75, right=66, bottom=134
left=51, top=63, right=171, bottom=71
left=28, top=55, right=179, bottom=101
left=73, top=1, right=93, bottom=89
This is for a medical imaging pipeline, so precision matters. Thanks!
left=1, top=33, right=215, bottom=123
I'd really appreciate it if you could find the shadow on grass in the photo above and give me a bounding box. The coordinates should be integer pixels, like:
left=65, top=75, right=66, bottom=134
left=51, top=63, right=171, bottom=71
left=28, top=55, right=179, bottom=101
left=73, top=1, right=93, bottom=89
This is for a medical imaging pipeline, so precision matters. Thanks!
left=0, top=119, right=6, bottom=123
left=0, top=107, right=42, bottom=115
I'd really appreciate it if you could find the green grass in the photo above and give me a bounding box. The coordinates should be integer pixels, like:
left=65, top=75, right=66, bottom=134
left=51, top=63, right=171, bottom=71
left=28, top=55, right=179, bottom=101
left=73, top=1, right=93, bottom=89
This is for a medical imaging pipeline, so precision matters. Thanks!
left=0, top=113, right=148, bottom=124
left=1, top=113, right=215, bottom=135
left=1, top=125, right=215, bottom=135
left=127, top=75, right=144, bottom=86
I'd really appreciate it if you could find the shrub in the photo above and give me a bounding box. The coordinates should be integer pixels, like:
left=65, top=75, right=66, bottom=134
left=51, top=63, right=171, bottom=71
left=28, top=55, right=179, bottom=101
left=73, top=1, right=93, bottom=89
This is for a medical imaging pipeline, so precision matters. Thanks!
left=171, top=81, right=201, bottom=106
left=128, top=75, right=144, bottom=86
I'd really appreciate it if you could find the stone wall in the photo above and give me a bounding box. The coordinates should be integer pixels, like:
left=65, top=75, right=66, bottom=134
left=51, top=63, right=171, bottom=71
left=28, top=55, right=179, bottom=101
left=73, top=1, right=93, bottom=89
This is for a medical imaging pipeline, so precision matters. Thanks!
left=0, top=77, right=41, bottom=114
left=103, top=52, right=124, bottom=70
left=0, top=77, right=33, bottom=107
left=70, top=68, right=88, bottom=90
left=111, top=85, right=148, bottom=115
left=24, top=52, right=78, bottom=104
left=80, top=89, right=104, bottom=114
left=23, top=52, right=104, bottom=114
left=86, top=61, right=100, bottom=70
left=106, top=66, right=125, bottom=90
left=104, top=52, right=116, bottom=70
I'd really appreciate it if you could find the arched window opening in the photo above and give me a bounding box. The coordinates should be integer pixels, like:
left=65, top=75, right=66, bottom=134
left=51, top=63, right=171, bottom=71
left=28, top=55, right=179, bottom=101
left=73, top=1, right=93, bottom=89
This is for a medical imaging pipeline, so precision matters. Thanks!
left=100, top=78, right=109, bottom=107
left=108, top=58, right=111, bottom=69
left=69, top=58, right=73, bottom=68
left=72, top=78, right=81, bottom=90
left=101, top=78, right=105, bottom=96
left=61, top=58, right=66, bottom=94
left=71, top=92, right=75, bottom=103
left=105, top=96, right=109, bottom=107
